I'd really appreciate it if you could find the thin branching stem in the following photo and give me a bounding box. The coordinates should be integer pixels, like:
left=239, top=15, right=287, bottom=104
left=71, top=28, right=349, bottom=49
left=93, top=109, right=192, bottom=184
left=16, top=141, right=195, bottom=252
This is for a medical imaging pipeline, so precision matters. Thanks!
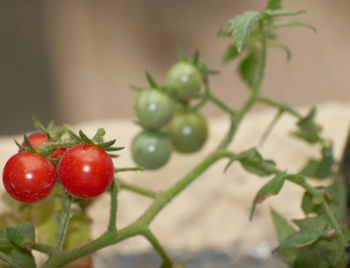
left=118, top=179, right=158, bottom=198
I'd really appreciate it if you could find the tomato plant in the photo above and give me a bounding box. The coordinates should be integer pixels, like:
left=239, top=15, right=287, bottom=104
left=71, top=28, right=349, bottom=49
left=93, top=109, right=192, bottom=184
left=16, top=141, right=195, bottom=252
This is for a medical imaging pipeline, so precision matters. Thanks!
left=58, top=144, right=114, bottom=199
left=131, top=131, right=172, bottom=170
left=0, top=1, right=349, bottom=268
left=167, top=110, right=208, bottom=153
left=134, top=88, right=174, bottom=130
left=165, top=62, right=203, bottom=102
left=3, top=152, right=56, bottom=203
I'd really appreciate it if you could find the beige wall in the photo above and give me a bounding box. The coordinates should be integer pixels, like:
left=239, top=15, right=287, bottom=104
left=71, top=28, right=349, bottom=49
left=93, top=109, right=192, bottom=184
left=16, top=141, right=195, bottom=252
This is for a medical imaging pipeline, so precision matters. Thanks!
left=43, top=0, right=350, bottom=125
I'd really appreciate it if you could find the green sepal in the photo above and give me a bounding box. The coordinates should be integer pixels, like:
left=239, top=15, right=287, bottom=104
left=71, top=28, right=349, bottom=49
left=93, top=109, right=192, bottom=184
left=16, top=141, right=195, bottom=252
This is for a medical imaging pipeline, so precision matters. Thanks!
left=145, top=71, right=159, bottom=88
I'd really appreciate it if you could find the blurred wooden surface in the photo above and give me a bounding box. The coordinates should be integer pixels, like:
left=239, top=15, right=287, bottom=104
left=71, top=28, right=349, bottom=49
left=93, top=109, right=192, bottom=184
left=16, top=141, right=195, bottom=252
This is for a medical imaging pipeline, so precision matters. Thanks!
left=1, top=0, right=349, bottom=134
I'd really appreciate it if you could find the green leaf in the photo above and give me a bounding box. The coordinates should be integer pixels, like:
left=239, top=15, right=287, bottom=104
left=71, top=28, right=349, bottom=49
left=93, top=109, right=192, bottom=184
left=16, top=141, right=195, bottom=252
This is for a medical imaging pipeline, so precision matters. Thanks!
left=294, top=238, right=348, bottom=268
left=239, top=52, right=259, bottom=88
left=274, top=228, right=325, bottom=251
left=6, top=222, right=35, bottom=252
left=0, top=230, right=12, bottom=254
left=263, top=9, right=307, bottom=17
left=239, top=151, right=276, bottom=177
left=250, top=172, right=286, bottom=220
left=266, top=0, right=282, bottom=10
left=271, top=209, right=297, bottom=266
left=301, top=191, right=321, bottom=215
left=293, top=216, right=329, bottom=232
left=222, top=11, right=263, bottom=52
left=222, top=44, right=239, bottom=65
left=291, top=107, right=322, bottom=144
left=11, top=247, right=35, bottom=268
left=176, top=46, right=190, bottom=62
left=300, top=145, right=334, bottom=179
left=272, top=21, right=317, bottom=32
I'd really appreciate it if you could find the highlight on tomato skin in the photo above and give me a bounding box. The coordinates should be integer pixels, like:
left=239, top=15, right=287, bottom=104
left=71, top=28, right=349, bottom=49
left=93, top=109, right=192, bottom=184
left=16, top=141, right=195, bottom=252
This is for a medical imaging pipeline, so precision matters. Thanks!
left=58, top=144, right=115, bottom=199
left=131, top=130, right=172, bottom=170
left=2, top=152, right=56, bottom=203
left=167, top=110, right=208, bottom=153
left=165, top=61, right=203, bottom=101
left=134, top=88, right=175, bottom=130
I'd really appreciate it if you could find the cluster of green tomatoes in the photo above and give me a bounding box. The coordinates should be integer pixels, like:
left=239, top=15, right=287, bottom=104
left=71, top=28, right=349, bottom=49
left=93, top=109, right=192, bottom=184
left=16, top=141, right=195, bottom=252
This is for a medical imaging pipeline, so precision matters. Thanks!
left=131, top=59, right=208, bottom=170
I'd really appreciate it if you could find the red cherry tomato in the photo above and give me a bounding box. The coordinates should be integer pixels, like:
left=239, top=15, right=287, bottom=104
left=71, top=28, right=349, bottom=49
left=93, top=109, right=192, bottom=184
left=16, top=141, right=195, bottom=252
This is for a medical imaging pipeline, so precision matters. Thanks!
left=3, top=152, right=56, bottom=203
left=21, top=132, right=50, bottom=150
left=50, top=147, right=67, bottom=170
left=58, top=144, right=114, bottom=199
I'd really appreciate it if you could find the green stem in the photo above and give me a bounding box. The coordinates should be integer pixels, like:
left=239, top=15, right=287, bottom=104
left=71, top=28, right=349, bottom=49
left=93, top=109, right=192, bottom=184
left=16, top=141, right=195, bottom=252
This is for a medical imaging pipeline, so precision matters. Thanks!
left=118, top=179, right=158, bottom=198
left=258, top=109, right=283, bottom=147
left=114, top=166, right=144, bottom=173
left=56, top=197, right=73, bottom=250
left=142, top=229, right=172, bottom=266
left=322, top=201, right=348, bottom=247
left=0, top=251, right=21, bottom=268
left=41, top=150, right=235, bottom=268
left=137, top=150, right=235, bottom=225
left=218, top=22, right=267, bottom=150
left=286, top=174, right=348, bottom=247
left=33, top=243, right=57, bottom=256
left=41, top=226, right=141, bottom=268
left=108, top=179, right=118, bottom=233
left=257, top=96, right=302, bottom=119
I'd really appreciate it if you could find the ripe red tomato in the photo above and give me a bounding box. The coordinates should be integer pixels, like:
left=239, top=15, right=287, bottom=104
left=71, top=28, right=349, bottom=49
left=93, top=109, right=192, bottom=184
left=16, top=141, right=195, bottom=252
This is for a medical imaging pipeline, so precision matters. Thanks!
left=3, top=152, right=56, bottom=203
left=58, top=144, right=114, bottom=199
left=21, top=132, right=50, bottom=150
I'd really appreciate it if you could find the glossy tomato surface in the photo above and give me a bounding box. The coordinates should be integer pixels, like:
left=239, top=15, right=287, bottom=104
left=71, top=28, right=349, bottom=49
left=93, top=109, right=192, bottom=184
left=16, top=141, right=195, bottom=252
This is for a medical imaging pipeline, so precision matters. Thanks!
left=58, top=144, right=114, bottom=199
left=134, top=88, right=174, bottom=130
left=165, top=62, right=203, bottom=101
left=3, top=152, right=56, bottom=203
left=167, top=110, right=208, bottom=153
left=131, top=131, right=172, bottom=170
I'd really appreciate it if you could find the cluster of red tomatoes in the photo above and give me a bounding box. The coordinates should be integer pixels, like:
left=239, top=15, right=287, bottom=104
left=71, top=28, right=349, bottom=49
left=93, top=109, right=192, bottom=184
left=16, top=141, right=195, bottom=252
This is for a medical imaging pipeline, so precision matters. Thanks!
left=2, top=133, right=114, bottom=203
left=131, top=60, right=208, bottom=170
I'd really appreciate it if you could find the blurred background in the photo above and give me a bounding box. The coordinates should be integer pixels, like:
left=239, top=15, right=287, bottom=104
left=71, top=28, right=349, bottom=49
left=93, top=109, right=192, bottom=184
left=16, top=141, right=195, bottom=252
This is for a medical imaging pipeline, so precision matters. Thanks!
left=0, top=0, right=349, bottom=135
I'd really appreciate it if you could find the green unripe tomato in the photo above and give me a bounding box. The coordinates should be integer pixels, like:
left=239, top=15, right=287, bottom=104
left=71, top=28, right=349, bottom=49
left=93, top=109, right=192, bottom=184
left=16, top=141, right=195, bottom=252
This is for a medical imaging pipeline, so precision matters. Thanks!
left=165, top=62, right=203, bottom=101
left=167, top=110, right=208, bottom=153
left=131, top=131, right=172, bottom=170
left=134, top=88, right=174, bottom=130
